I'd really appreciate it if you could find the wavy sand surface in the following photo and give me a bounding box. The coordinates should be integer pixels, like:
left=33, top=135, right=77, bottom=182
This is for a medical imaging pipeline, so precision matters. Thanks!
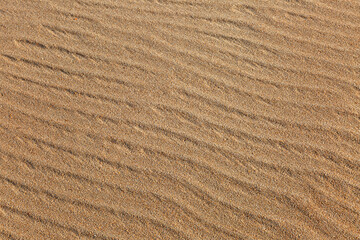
left=1, top=0, right=360, bottom=239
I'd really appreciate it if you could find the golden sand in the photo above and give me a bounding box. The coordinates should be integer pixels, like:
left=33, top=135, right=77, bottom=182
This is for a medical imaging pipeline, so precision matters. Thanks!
left=0, top=0, right=360, bottom=239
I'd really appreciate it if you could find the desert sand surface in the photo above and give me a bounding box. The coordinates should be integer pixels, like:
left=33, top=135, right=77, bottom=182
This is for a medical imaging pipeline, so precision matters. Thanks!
left=0, top=0, right=360, bottom=239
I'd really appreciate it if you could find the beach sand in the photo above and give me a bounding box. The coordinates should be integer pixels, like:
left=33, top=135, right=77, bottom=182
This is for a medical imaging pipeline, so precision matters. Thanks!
left=0, top=0, right=360, bottom=239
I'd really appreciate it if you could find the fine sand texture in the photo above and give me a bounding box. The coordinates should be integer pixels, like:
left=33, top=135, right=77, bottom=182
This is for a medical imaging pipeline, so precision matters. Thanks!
left=1, top=0, right=360, bottom=239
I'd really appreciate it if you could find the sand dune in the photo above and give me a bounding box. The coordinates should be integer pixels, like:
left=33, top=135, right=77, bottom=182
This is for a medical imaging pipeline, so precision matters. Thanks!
left=0, top=0, right=360, bottom=239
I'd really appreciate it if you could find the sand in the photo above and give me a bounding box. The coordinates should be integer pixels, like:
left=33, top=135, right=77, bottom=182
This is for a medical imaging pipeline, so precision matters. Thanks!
left=0, top=0, right=360, bottom=239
